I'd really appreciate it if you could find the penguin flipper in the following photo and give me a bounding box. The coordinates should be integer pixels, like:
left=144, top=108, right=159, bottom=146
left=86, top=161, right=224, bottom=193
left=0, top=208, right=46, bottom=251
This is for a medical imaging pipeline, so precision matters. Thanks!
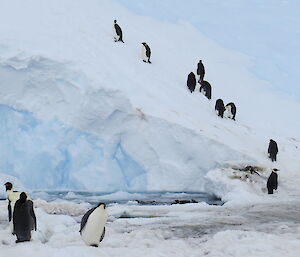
left=99, top=227, right=105, bottom=242
left=8, top=201, right=12, bottom=222
left=80, top=207, right=97, bottom=233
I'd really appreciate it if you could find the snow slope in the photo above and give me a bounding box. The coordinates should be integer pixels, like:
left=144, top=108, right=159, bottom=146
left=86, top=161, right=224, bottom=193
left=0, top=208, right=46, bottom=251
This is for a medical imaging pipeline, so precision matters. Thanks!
left=116, top=0, right=300, bottom=100
left=0, top=0, right=299, bottom=197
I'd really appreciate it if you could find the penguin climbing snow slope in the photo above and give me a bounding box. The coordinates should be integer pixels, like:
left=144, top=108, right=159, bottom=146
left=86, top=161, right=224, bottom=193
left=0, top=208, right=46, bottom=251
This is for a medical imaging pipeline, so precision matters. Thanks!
left=80, top=203, right=107, bottom=247
left=187, top=72, right=196, bottom=93
left=113, top=20, right=124, bottom=43
left=268, top=139, right=278, bottom=162
left=199, top=80, right=212, bottom=99
left=225, top=102, right=237, bottom=120
left=13, top=192, right=36, bottom=243
left=197, top=60, right=205, bottom=83
left=141, top=42, right=151, bottom=63
left=215, top=99, right=225, bottom=118
left=4, top=182, right=31, bottom=234
left=267, top=168, right=279, bottom=194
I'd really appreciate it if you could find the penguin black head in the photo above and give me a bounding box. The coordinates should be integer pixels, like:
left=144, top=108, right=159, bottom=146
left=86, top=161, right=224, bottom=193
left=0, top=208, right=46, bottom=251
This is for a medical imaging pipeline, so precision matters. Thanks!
left=142, top=42, right=146, bottom=46
left=97, top=202, right=106, bottom=209
left=4, top=182, right=13, bottom=191
left=114, top=20, right=117, bottom=23
left=20, top=192, right=27, bottom=203
left=272, top=168, right=279, bottom=173
left=199, top=60, right=202, bottom=63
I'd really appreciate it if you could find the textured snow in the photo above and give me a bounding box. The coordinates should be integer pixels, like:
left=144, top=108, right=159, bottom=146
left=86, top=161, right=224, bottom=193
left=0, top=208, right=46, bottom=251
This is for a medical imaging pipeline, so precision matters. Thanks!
left=1, top=200, right=300, bottom=257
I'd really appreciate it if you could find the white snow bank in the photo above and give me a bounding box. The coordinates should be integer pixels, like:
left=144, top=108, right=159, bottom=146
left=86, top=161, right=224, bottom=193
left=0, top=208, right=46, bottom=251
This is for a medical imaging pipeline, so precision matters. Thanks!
left=0, top=0, right=299, bottom=197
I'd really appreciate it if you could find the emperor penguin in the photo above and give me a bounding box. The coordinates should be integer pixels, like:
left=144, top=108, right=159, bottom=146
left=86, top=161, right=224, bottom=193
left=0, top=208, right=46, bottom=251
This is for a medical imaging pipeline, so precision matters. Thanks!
left=113, top=20, right=124, bottom=43
left=267, top=168, right=279, bottom=194
left=268, top=139, right=278, bottom=162
left=141, top=42, right=151, bottom=63
left=215, top=99, right=225, bottom=118
left=80, top=203, right=107, bottom=247
left=197, top=60, right=205, bottom=83
left=187, top=72, right=196, bottom=93
left=13, top=192, right=36, bottom=243
left=224, top=102, right=236, bottom=120
left=199, top=80, right=212, bottom=99
left=4, top=182, right=31, bottom=234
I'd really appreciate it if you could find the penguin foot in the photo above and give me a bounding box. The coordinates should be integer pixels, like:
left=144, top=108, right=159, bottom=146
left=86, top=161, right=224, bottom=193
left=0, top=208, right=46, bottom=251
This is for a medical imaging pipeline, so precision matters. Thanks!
left=90, top=244, right=99, bottom=247
left=16, top=239, right=30, bottom=243
left=143, top=60, right=146, bottom=62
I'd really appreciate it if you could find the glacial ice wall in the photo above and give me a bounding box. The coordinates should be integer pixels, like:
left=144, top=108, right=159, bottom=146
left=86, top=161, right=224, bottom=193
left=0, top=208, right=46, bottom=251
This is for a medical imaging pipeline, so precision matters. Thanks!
left=0, top=101, right=250, bottom=192
left=0, top=56, right=250, bottom=191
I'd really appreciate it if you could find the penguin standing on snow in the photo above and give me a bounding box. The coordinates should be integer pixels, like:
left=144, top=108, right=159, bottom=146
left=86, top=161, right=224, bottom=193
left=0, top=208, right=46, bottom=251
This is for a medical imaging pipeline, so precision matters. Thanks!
left=141, top=42, right=151, bottom=63
left=187, top=72, right=196, bottom=93
left=80, top=203, right=107, bottom=247
left=268, top=139, right=278, bottom=162
left=197, top=60, right=205, bottom=83
left=4, top=182, right=30, bottom=234
left=225, top=102, right=236, bottom=120
left=199, top=80, right=212, bottom=99
left=267, top=168, right=278, bottom=194
left=113, top=20, right=124, bottom=43
left=13, top=192, right=36, bottom=243
left=215, top=99, right=225, bottom=118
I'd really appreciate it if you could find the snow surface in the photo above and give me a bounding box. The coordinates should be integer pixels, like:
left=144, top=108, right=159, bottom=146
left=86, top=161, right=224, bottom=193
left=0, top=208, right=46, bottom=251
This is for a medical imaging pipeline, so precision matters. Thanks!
left=116, top=0, right=300, bottom=100
left=0, top=1, right=300, bottom=256
left=1, top=200, right=300, bottom=257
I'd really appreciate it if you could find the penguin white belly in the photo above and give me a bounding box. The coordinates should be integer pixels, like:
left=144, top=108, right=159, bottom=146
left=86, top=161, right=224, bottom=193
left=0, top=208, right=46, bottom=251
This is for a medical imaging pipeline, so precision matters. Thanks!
left=141, top=46, right=147, bottom=61
left=81, top=208, right=107, bottom=246
left=224, top=107, right=233, bottom=119
left=7, top=191, right=21, bottom=203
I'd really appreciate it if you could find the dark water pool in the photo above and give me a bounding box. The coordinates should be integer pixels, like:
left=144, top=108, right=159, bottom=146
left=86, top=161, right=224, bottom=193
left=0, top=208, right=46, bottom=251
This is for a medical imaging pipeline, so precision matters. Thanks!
left=29, top=191, right=223, bottom=206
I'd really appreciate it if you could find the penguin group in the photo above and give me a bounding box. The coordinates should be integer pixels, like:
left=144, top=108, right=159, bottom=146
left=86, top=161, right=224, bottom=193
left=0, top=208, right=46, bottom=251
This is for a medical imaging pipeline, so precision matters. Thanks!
left=186, top=58, right=280, bottom=191
left=3, top=182, right=107, bottom=247
left=195, top=62, right=281, bottom=192
left=4, top=182, right=36, bottom=243
left=0, top=18, right=291, bottom=248
left=112, top=20, right=151, bottom=64
left=113, top=19, right=283, bottom=195
left=186, top=60, right=236, bottom=121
